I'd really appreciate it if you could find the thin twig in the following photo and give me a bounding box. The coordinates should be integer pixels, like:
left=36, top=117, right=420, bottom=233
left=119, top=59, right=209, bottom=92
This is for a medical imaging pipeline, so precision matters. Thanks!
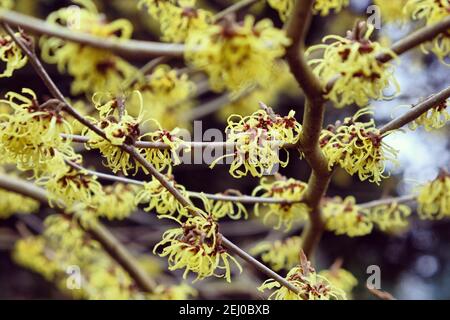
left=0, top=9, right=184, bottom=59
left=214, top=0, right=261, bottom=21
left=359, top=195, right=416, bottom=210
left=0, top=174, right=157, bottom=293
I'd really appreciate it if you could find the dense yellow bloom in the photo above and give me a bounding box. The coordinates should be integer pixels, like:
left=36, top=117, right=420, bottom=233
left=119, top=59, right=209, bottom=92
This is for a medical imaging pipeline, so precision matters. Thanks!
left=374, top=0, right=409, bottom=23
left=251, top=236, right=302, bottom=271
left=139, top=0, right=213, bottom=43
left=368, top=202, right=411, bottom=232
left=320, top=108, right=398, bottom=184
left=15, top=215, right=145, bottom=299
left=323, top=196, right=373, bottom=237
left=252, top=177, right=309, bottom=231
left=95, top=184, right=138, bottom=220
left=319, top=268, right=358, bottom=297
left=142, top=123, right=190, bottom=172
left=0, top=89, right=75, bottom=175
left=154, top=215, right=242, bottom=282
left=135, top=175, right=191, bottom=218
left=259, top=252, right=346, bottom=300
left=148, top=284, right=198, bottom=300
left=40, top=0, right=136, bottom=94
left=307, top=23, right=399, bottom=108
left=0, top=33, right=27, bottom=78
left=0, top=186, right=40, bottom=219
left=417, top=170, right=450, bottom=219
left=186, top=15, right=291, bottom=93
left=267, top=0, right=294, bottom=21
left=130, top=65, right=197, bottom=130
left=409, top=100, right=450, bottom=131
left=405, top=0, right=450, bottom=64
left=37, top=164, right=104, bottom=208
left=211, top=108, right=302, bottom=178
left=83, top=95, right=147, bottom=175
left=194, top=192, right=248, bottom=220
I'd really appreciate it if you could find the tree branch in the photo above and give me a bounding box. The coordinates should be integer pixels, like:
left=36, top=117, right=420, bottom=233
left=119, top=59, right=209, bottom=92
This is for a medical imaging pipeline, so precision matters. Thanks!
left=0, top=174, right=157, bottom=293
left=0, top=9, right=184, bottom=60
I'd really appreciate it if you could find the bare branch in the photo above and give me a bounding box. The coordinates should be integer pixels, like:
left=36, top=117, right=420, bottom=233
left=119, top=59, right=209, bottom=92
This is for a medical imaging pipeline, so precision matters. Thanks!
left=0, top=9, right=184, bottom=59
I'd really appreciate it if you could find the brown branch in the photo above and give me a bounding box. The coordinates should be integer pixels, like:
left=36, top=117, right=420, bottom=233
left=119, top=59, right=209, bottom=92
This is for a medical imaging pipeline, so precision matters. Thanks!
left=379, top=86, right=450, bottom=134
left=214, top=0, right=261, bottom=21
left=0, top=9, right=184, bottom=60
left=367, top=285, right=396, bottom=300
left=0, top=174, right=157, bottom=293
left=6, top=24, right=301, bottom=295
left=359, top=195, right=416, bottom=210
left=285, top=0, right=329, bottom=258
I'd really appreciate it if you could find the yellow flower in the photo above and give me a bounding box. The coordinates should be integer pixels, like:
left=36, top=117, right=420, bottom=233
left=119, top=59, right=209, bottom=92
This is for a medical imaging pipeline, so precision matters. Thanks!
left=140, top=0, right=213, bottom=43
left=417, top=170, right=450, bottom=219
left=0, top=33, right=28, bottom=78
left=95, top=183, right=139, bottom=220
left=368, top=202, right=411, bottom=232
left=409, top=99, right=450, bottom=131
left=323, top=196, right=373, bottom=237
left=40, top=0, right=136, bottom=95
left=37, top=163, right=104, bottom=208
left=251, top=236, right=302, bottom=271
left=252, top=176, right=310, bottom=231
left=319, top=267, right=358, bottom=297
left=306, top=22, right=399, bottom=108
left=0, top=88, right=75, bottom=175
left=130, top=65, right=197, bottom=130
left=320, top=108, right=398, bottom=184
left=405, top=0, right=450, bottom=64
left=141, top=122, right=190, bottom=172
left=211, top=108, right=302, bottom=178
left=203, top=196, right=248, bottom=221
left=185, top=15, right=291, bottom=93
left=374, top=0, right=409, bottom=23
left=258, top=252, right=346, bottom=300
left=148, top=284, right=198, bottom=300
left=154, top=215, right=242, bottom=282
left=313, top=0, right=349, bottom=16
left=267, top=0, right=348, bottom=21
left=15, top=214, right=144, bottom=300
left=0, top=185, right=40, bottom=219
left=135, top=175, right=191, bottom=218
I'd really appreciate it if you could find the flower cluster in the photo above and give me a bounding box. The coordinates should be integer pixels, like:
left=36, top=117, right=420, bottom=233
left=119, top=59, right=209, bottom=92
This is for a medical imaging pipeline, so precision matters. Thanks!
left=0, top=89, right=75, bottom=176
left=40, top=0, right=136, bottom=94
left=318, top=267, right=358, bottom=297
left=211, top=107, right=302, bottom=178
left=14, top=215, right=144, bottom=299
left=319, top=108, right=398, bottom=184
left=37, top=164, right=104, bottom=208
left=154, top=215, right=242, bottom=282
left=374, top=0, right=409, bottom=23
left=194, top=192, right=248, bottom=220
left=135, top=175, right=191, bottom=218
left=367, top=202, right=411, bottom=232
left=0, top=33, right=28, bottom=78
left=405, top=0, right=450, bottom=64
left=322, top=196, right=373, bottom=237
left=131, top=65, right=197, bottom=130
left=251, top=236, right=302, bottom=271
left=95, top=183, right=139, bottom=220
left=409, top=99, right=450, bottom=131
left=259, top=252, right=346, bottom=300
left=267, top=0, right=349, bottom=21
left=139, top=0, right=213, bottom=43
left=185, top=15, right=291, bottom=93
left=252, top=176, right=309, bottom=231
left=307, top=22, right=399, bottom=108
left=0, top=185, right=40, bottom=219
left=417, top=170, right=450, bottom=219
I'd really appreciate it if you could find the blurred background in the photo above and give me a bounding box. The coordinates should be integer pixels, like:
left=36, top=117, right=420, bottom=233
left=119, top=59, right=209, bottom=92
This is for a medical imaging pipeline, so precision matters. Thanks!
left=0, top=0, right=449, bottom=300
